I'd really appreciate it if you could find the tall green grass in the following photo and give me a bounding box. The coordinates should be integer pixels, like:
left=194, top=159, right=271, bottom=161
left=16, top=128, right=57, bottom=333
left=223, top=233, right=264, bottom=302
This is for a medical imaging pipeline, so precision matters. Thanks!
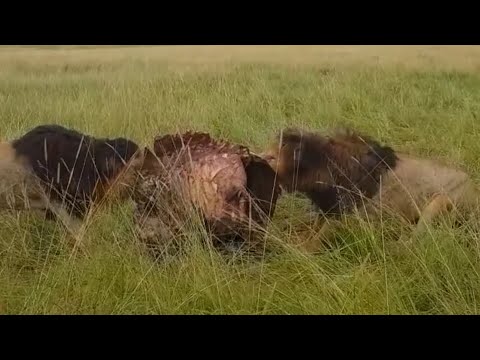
left=0, top=47, right=480, bottom=314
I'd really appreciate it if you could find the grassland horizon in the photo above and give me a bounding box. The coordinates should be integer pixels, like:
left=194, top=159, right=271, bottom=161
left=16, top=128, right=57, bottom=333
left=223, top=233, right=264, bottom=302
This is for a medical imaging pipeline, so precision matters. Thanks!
left=1, top=45, right=480, bottom=314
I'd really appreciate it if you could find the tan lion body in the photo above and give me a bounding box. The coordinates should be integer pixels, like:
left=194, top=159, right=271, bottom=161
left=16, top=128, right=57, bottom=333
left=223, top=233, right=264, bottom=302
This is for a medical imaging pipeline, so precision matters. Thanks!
left=262, top=128, right=480, bottom=253
left=368, top=154, right=479, bottom=223
left=0, top=142, right=49, bottom=210
left=0, top=142, right=79, bottom=232
left=0, top=125, right=146, bottom=242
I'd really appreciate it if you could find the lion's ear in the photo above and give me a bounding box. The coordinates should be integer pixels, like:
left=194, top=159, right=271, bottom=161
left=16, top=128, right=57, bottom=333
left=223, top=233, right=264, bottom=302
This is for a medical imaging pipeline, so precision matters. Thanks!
left=141, top=147, right=161, bottom=174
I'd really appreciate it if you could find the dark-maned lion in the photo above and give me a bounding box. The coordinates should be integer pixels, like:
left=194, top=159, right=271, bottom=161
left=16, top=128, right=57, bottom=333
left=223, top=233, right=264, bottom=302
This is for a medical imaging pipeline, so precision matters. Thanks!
left=261, top=127, right=480, bottom=253
left=133, top=131, right=281, bottom=257
left=0, top=124, right=145, bottom=237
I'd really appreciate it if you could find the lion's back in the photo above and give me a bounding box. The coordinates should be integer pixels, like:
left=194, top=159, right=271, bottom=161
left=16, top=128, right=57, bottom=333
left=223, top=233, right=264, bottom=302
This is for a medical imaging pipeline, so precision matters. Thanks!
left=375, top=154, right=478, bottom=219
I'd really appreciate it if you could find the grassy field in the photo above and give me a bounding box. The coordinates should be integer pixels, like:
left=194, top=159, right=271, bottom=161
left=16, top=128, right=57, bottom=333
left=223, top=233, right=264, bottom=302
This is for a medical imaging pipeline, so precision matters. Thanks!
left=1, top=45, right=480, bottom=314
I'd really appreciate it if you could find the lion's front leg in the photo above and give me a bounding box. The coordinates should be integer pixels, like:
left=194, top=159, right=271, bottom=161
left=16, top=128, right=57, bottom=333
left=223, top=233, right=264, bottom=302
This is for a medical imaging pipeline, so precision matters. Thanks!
left=45, top=201, right=87, bottom=253
left=296, top=217, right=338, bottom=254
left=413, top=193, right=454, bottom=237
